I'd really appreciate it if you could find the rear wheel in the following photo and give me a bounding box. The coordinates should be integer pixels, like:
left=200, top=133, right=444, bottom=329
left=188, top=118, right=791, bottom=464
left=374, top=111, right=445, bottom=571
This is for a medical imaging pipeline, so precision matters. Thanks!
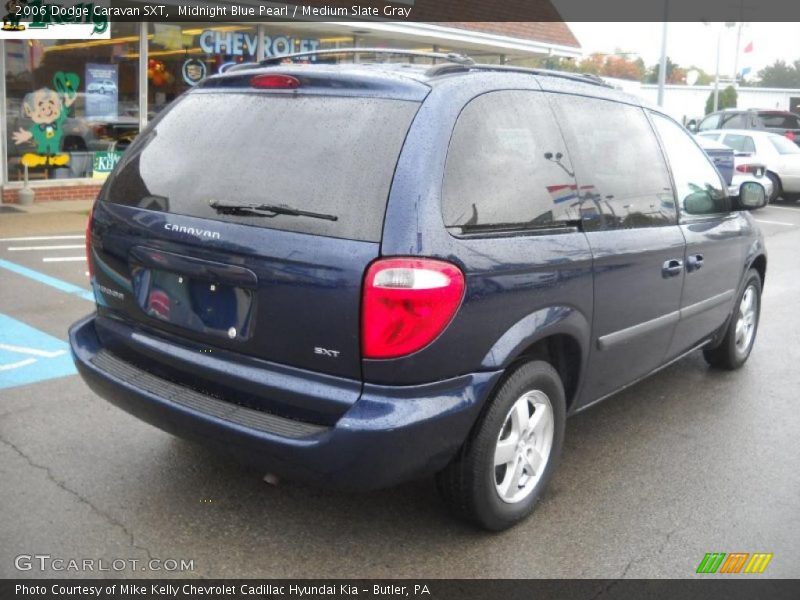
left=766, top=172, right=781, bottom=203
left=436, top=360, right=566, bottom=531
left=703, top=269, right=761, bottom=370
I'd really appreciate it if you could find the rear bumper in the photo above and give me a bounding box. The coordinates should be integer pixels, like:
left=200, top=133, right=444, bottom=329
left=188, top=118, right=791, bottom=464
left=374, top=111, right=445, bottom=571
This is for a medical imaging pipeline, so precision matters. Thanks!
left=69, top=314, right=502, bottom=491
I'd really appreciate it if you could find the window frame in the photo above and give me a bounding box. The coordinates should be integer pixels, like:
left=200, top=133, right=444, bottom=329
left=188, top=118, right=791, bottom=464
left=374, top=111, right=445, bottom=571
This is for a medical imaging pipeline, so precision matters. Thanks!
left=647, top=109, right=734, bottom=223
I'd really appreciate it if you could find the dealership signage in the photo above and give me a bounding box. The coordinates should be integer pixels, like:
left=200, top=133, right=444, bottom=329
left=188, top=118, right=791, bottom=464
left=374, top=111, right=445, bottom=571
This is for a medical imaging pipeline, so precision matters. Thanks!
left=198, top=30, right=320, bottom=59
left=92, top=151, right=122, bottom=180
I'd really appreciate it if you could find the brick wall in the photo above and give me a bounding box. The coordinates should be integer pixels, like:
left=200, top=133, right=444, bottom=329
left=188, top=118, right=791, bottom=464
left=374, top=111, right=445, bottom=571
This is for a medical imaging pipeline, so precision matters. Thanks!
left=2, top=183, right=102, bottom=204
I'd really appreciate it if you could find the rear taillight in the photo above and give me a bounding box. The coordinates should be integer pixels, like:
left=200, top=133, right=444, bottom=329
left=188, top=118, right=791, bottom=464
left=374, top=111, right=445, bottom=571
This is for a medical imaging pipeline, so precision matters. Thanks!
left=85, top=203, right=94, bottom=279
left=736, top=164, right=760, bottom=174
left=362, top=258, right=465, bottom=359
left=250, top=74, right=300, bottom=89
left=785, top=131, right=796, bottom=141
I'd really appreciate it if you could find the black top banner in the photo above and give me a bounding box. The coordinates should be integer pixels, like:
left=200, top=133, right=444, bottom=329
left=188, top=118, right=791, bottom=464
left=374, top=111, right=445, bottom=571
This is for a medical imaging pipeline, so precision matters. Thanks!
left=7, top=0, right=800, bottom=24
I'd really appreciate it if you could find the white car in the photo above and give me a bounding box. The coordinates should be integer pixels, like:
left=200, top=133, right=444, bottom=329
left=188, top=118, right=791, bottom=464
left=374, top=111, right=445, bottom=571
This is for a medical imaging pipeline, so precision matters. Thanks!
left=699, top=128, right=800, bottom=202
left=695, top=134, right=773, bottom=203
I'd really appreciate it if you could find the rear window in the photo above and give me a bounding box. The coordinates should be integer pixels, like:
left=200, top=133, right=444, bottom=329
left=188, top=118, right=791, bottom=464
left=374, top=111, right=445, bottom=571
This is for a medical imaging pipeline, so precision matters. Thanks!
left=768, top=134, right=800, bottom=154
left=757, top=112, right=800, bottom=129
left=103, top=92, right=420, bottom=242
left=721, top=133, right=756, bottom=154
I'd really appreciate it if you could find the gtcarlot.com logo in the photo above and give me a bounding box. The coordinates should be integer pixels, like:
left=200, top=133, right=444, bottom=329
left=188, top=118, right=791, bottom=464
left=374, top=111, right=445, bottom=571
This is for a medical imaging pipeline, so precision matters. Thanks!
left=14, top=554, right=195, bottom=572
left=696, top=552, right=773, bottom=574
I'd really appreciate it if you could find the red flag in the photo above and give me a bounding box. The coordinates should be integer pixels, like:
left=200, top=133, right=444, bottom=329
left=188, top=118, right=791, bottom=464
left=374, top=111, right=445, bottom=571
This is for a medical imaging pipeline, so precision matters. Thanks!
left=744, top=41, right=754, bottom=53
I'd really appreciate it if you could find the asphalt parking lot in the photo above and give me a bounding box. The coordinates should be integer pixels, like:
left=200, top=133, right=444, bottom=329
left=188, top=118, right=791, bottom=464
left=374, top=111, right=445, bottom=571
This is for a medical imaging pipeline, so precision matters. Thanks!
left=1, top=201, right=799, bottom=579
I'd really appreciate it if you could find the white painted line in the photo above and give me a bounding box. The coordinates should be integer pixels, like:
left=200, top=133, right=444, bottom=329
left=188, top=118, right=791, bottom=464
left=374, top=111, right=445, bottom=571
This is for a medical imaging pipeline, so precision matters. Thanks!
left=0, top=358, right=37, bottom=372
left=42, top=256, right=85, bottom=263
left=8, top=244, right=85, bottom=251
left=763, top=204, right=800, bottom=212
left=0, top=343, right=67, bottom=358
left=0, top=234, right=83, bottom=242
left=754, top=219, right=795, bottom=226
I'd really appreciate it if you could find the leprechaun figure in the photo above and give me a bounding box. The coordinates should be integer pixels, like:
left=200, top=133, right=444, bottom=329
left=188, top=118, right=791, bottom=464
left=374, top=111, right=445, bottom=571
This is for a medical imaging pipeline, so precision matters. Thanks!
left=2, top=0, right=27, bottom=31
left=12, top=72, right=80, bottom=168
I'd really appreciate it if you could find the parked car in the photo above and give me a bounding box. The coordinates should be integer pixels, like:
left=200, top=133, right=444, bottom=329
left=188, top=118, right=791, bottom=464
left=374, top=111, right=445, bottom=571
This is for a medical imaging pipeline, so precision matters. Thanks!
left=87, top=79, right=118, bottom=96
left=69, top=51, right=768, bottom=531
left=695, top=134, right=735, bottom=184
left=695, top=135, right=773, bottom=201
left=699, top=128, right=800, bottom=202
left=691, top=108, right=800, bottom=144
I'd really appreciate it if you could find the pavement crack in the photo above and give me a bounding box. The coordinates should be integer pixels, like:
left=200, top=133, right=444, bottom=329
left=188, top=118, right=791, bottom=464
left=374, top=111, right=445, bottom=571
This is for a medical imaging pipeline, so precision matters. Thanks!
left=0, top=433, right=155, bottom=563
left=589, top=523, right=689, bottom=598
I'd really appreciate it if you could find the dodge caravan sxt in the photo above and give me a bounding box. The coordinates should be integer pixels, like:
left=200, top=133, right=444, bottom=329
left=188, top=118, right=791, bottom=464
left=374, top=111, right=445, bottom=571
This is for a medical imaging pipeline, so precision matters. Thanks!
left=70, top=50, right=767, bottom=530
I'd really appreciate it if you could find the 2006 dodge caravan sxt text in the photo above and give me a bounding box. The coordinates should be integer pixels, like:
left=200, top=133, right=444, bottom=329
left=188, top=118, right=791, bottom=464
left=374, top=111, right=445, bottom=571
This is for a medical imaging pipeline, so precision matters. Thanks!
left=70, top=50, right=767, bottom=530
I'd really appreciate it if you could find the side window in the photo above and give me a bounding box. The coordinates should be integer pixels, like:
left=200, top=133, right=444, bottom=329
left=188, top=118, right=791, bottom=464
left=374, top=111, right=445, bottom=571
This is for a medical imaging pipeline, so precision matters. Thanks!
left=721, top=133, right=756, bottom=154
left=698, top=114, right=721, bottom=131
left=651, top=112, right=730, bottom=216
left=720, top=113, right=747, bottom=129
left=442, top=90, right=580, bottom=234
left=549, top=95, right=676, bottom=230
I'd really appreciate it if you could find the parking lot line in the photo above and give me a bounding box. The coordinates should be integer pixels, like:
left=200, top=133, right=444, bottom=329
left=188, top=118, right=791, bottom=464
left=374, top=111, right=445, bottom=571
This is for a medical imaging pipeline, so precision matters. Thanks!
left=0, top=234, right=83, bottom=242
left=42, top=256, right=85, bottom=263
left=0, top=258, right=94, bottom=302
left=8, top=244, right=85, bottom=251
left=763, top=205, right=800, bottom=212
left=754, top=219, right=795, bottom=226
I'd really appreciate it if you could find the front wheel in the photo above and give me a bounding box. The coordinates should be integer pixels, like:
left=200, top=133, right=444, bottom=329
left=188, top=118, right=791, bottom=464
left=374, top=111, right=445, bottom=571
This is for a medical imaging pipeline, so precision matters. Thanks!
left=703, top=269, right=762, bottom=370
left=436, top=360, right=566, bottom=531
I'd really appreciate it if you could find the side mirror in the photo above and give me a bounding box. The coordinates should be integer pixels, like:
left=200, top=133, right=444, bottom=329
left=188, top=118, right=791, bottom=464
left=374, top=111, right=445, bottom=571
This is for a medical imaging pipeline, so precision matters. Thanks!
left=733, top=181, right=767, bottom=211
left=686, top=120, right=698, bottom=133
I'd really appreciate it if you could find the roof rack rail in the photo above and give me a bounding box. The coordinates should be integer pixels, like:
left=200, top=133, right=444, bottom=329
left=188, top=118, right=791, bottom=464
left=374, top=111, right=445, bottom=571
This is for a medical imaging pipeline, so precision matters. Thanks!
left=425, top=62, right=613, bottom=88
left=226, top=48, right=474, bottom=73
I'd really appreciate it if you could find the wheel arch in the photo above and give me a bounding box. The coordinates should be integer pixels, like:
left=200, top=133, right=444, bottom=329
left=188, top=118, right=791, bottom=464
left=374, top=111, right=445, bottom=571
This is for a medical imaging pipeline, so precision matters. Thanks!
left=751, top=253, right=767, bottom=287
left=479, top=306, right=590, bottom=412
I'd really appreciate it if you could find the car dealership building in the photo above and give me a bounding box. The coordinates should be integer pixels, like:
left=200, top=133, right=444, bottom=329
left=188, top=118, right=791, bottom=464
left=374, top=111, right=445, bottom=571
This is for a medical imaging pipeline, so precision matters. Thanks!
left=0, top=18, right=580, bottom=204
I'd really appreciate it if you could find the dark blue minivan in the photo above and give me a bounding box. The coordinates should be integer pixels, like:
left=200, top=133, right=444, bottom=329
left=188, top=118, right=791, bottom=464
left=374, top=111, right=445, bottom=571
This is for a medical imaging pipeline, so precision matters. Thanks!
left=70, top=50, right=768, bottom=530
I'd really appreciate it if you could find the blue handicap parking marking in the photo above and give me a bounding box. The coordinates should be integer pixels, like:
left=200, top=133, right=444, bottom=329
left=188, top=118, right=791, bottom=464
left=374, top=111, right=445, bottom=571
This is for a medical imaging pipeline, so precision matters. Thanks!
left=0, top=314, right=76, bottom=390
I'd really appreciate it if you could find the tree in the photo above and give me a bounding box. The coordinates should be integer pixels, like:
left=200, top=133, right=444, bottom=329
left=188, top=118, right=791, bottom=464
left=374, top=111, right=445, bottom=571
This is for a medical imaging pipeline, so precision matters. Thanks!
left=686, top=66, right=713, bottom=85
left=705, top=85, right=737, bottom=114
left=756, top=60, right=800, bottom=88
left=576, top=53, right=605, bottom=76
left=602, top=55, right=645, bottom=81
left=647, top=57, right=683, bottom=84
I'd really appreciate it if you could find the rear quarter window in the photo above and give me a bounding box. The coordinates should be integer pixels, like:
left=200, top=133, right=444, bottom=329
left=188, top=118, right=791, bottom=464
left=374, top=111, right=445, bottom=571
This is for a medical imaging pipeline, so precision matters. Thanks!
left=103, top=92, right=420, bottom=242
left=757, top=112, right=800, bottom=129
left=441, top=90, right=581, bottom=235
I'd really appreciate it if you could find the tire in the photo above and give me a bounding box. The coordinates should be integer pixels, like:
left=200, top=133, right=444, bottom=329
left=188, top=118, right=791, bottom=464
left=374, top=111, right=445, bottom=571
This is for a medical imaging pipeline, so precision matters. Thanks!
left=766, top=172, right=781, bottom=203
left=703, top=269, right=762, bottom=370
left=436, top=360, right=566, bottom=531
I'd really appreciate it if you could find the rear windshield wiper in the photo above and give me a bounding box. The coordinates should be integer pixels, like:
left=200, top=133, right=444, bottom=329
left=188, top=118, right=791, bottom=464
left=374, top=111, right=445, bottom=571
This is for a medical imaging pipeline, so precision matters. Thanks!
left=209, top=200, right=338, bottom=222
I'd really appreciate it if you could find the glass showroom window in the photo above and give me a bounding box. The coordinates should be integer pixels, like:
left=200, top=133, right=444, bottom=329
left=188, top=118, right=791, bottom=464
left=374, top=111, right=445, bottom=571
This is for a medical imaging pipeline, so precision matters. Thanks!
left=146, top=23, right=354, bottom=116
left=4, top=23, right=139, bottom=181
left=146, top=23, right=260, bottom=116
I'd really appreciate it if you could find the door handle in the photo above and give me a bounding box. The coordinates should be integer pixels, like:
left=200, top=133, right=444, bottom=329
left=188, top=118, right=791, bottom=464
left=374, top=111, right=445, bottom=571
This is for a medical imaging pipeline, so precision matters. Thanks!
left=686, top=254, right=704, bottom=272
left=662, top=259, right=684, bottom=278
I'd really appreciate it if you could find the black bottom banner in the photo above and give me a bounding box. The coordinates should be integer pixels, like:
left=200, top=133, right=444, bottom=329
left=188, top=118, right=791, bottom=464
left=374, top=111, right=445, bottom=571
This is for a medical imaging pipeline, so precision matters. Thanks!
left=3, top=579, right=800, bottom=600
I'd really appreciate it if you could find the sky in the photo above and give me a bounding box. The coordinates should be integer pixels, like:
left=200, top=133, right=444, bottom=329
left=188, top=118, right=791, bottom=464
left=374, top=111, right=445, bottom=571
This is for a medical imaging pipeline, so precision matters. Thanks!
left=567, top=23, right=800, bottom=80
